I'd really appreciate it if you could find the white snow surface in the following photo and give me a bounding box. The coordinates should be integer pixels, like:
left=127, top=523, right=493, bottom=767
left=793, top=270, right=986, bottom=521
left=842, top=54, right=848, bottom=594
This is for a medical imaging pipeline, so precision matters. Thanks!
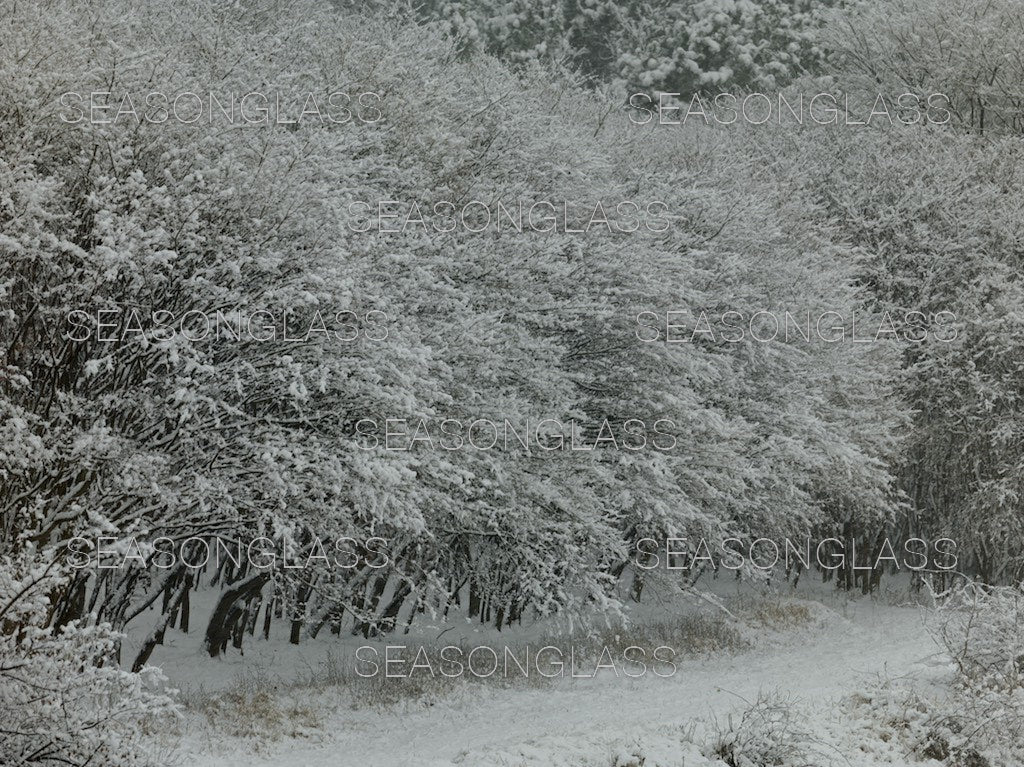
left=167, top=594, right=952, bottom=767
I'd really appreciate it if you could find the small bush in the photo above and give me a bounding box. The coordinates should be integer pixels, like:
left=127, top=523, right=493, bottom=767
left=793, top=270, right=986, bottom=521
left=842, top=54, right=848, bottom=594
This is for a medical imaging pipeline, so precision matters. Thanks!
left=926, top=584, right=1024, bottom=765
left=712, top=691, right=815, bottom=767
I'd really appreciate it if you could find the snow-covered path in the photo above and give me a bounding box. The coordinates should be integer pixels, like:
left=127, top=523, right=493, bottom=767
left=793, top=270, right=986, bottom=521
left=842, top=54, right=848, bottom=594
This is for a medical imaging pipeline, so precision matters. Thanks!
left=178, top=601, right=943, bottom=767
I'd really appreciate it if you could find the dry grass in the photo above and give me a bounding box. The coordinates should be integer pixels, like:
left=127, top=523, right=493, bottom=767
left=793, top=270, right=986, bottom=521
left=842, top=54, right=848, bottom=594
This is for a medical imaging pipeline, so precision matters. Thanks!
left=185, top=664, right=323, bottom=741
left=732, top=594, right=815, bottom=630
left=183, top=610, right=750, bottom=735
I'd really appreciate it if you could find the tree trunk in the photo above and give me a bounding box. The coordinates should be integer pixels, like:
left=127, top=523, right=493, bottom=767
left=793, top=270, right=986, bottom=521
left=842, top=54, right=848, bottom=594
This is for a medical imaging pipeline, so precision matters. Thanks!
left=133, top=573, right=192, bottom=671
left=204, top=572, right=269, bottom=658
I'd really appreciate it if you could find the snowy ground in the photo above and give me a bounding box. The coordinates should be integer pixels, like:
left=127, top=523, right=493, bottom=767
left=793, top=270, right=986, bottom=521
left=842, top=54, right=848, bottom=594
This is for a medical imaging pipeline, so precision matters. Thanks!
left=158, top=589, right=953, bottom=767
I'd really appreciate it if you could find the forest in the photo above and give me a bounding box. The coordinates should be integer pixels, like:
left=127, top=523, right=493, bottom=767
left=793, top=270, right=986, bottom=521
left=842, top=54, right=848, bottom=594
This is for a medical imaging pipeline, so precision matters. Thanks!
left=1, top=0, right=1023, bottom=765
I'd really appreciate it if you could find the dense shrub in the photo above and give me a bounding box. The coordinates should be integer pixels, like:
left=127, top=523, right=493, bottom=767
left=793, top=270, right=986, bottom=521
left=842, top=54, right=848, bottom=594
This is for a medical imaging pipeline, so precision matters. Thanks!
left=772, top=123, right=1024, bottom=582
left=365, top=0, right=845, bottom=96
left=825, top=0, right=1024, bottom=136
left=0, top=0, right=905, bottom=651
